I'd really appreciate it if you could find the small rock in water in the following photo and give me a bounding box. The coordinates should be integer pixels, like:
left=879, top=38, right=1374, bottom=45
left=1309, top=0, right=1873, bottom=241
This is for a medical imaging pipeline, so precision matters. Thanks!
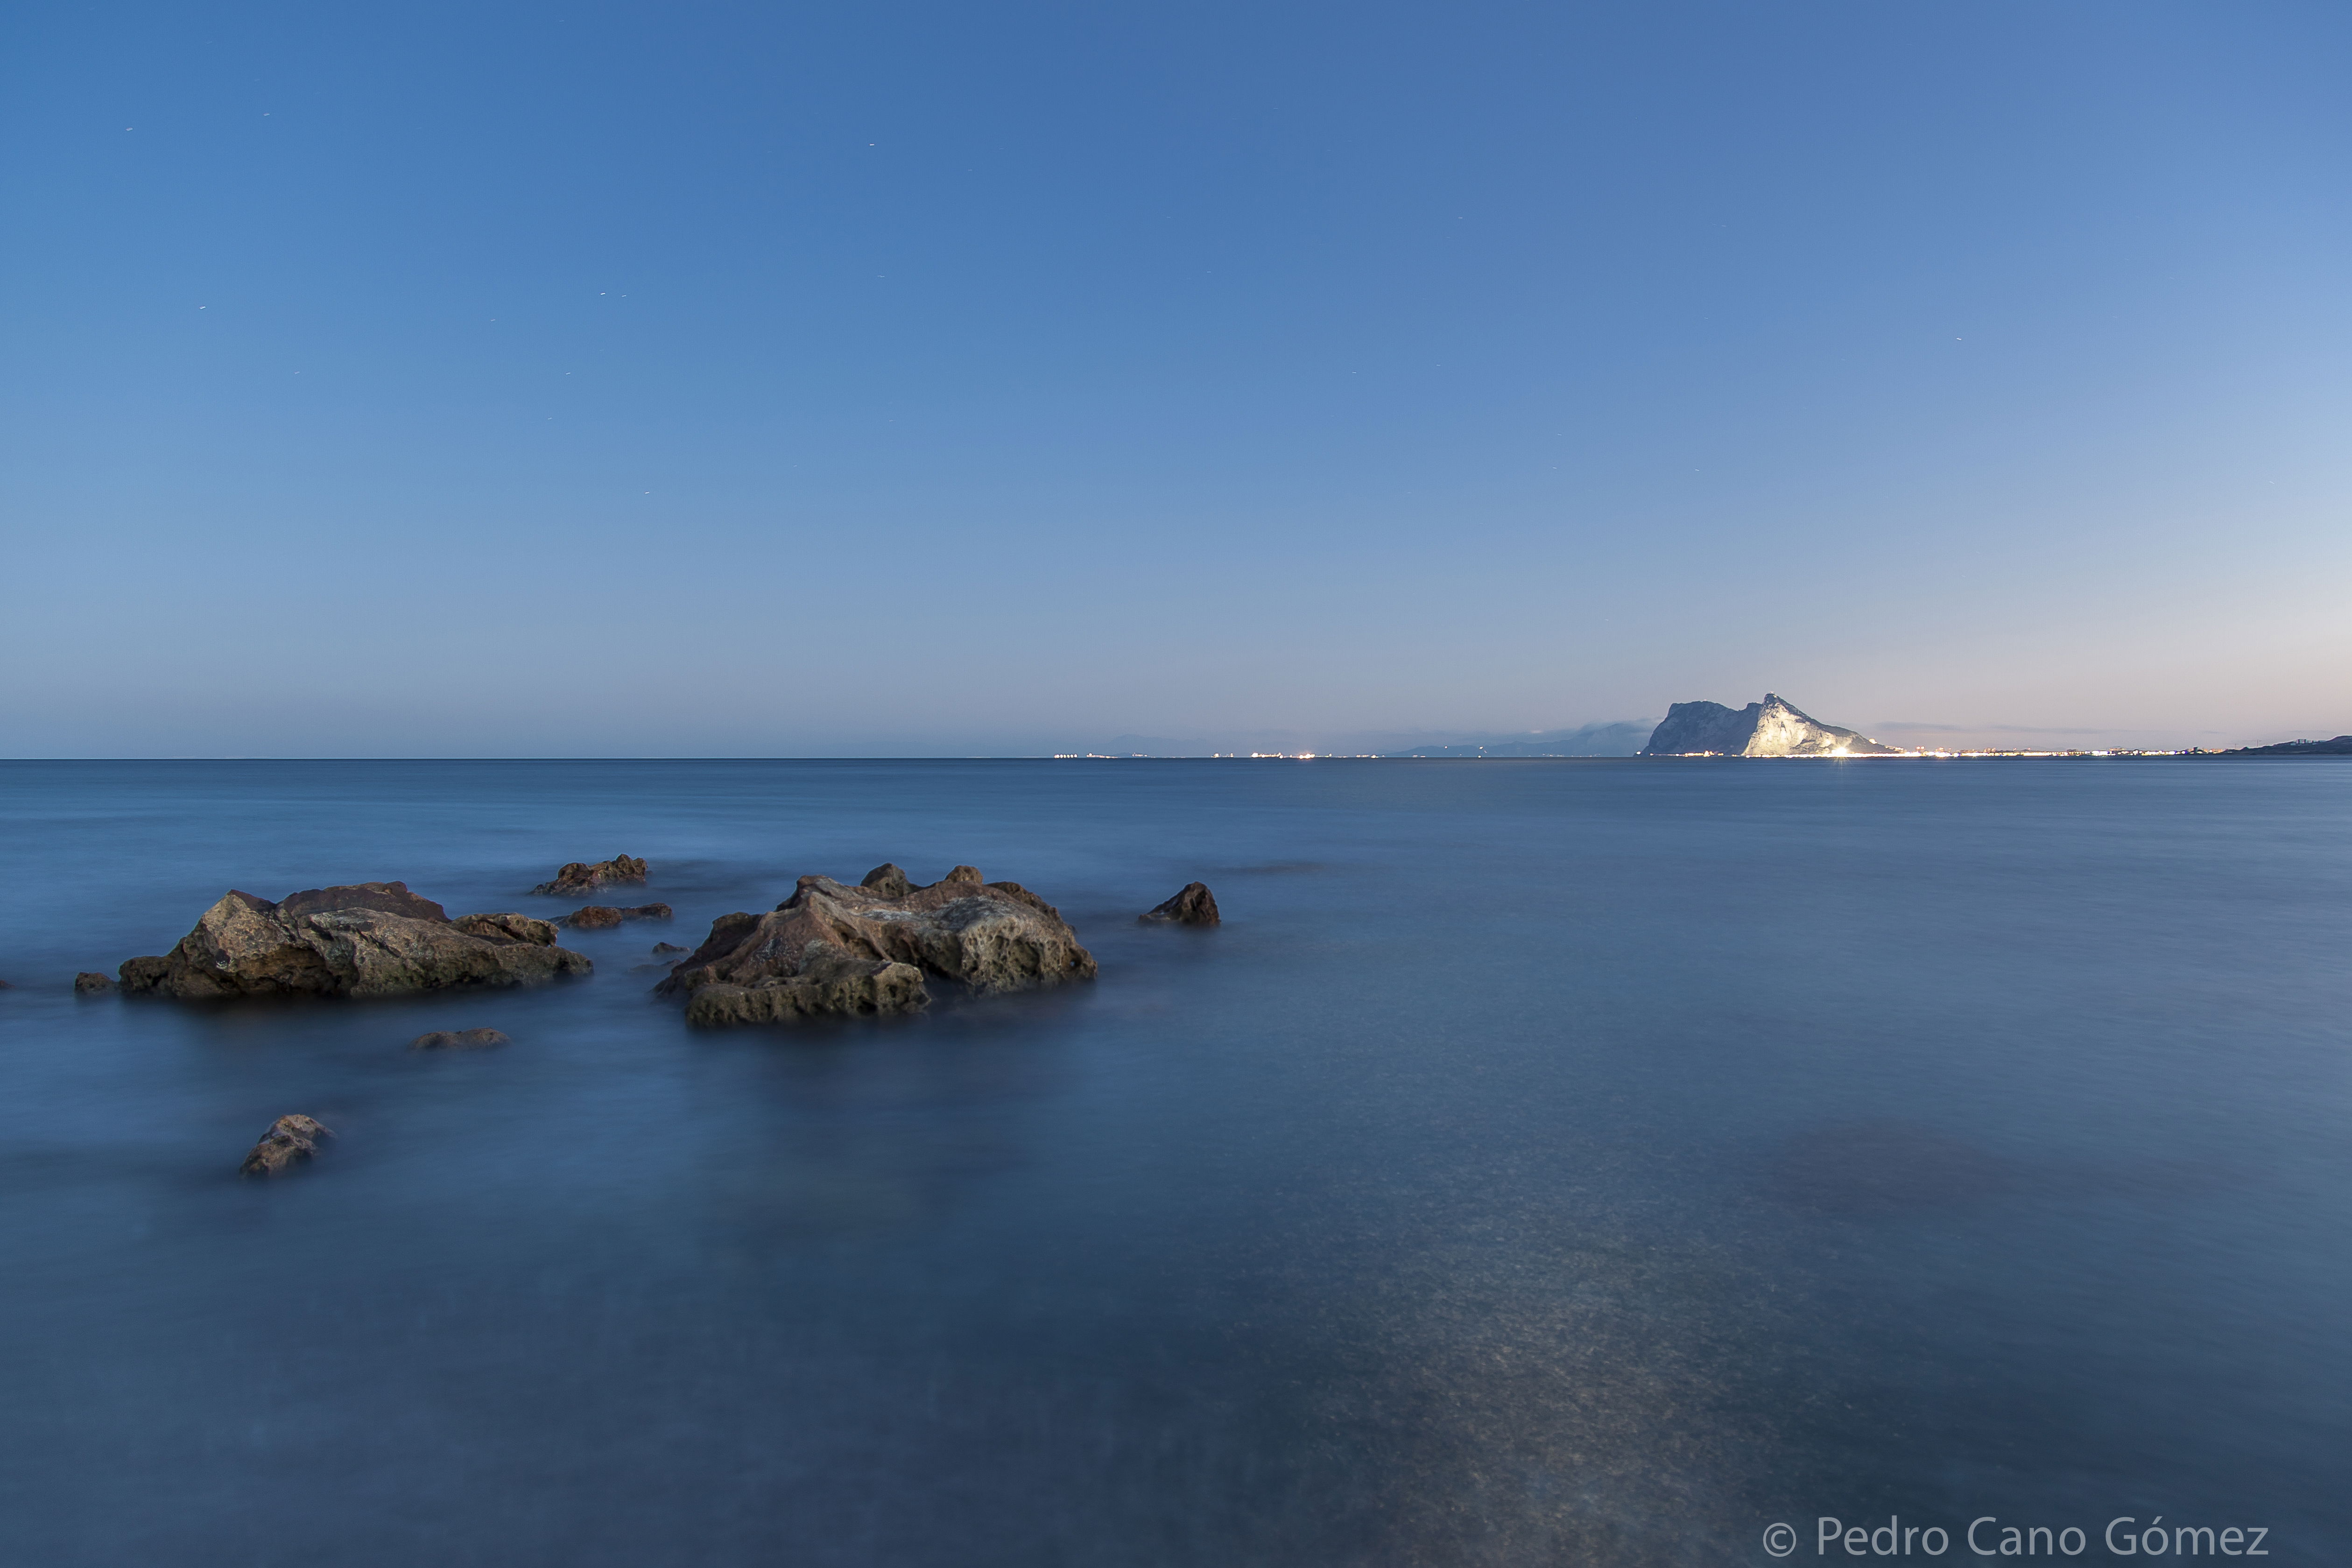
left=74, top=971, right=117, bottom=993
left=532, top=855, right=648, bottom=897
left=558, top=902, right=672, bottom=929
left=1140, top=882, right=1220, bottom=926
left=451, top=912, right=561, bottom=945
left=240, top=1114, right=334, bottom=1178
left=651, top=942, right=689, bottom=956
left=410, top=1027, right=510, bottom=1051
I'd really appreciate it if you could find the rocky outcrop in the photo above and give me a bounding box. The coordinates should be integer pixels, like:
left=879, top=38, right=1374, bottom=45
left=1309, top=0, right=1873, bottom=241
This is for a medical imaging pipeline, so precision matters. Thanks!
left=1643, top=694, right=1901, bottom=757
left=556, top=903, right=673, bottom=929
left=75, top=971, right=116, bottom=993
left=411, top=1027, right=510, bottom=1050
left=660, top=863, right=1096, bottom=1025
left=1140, top=882, right=1220, bottom=925
left=241, top=1114, right=333, bottom=1178
left=532, top=856, right=648, bottom=897
left=118, top=885, right=591, bottom=1000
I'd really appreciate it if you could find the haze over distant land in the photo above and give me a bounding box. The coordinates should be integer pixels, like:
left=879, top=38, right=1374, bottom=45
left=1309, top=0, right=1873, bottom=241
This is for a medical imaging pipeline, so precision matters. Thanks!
left=2, top=4, right=2348, bottom=758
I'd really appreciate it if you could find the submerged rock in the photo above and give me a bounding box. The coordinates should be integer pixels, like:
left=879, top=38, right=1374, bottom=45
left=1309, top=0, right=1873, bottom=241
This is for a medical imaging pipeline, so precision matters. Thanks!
left=74, top=971, right=117, bottom=993
left=633, top=939, right=693, bottom=974
left=411, top=1027, right=510, bottom=1050
left=532, top=855, right=648, bottom=897
left=661, top=862, right=1096, bottom=1025
left=557, top=903, right=673, bottom=930
left=118, top=885, right=592, bottom=999
left=1140, top=882, right=1220, bottom=925
left=240, top=1114, right=334, bottom=1178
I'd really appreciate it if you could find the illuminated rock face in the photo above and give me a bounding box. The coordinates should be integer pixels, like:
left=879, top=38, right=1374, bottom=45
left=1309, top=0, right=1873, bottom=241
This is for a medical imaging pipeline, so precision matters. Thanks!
left=1642, top=694, right=1900, bottom=756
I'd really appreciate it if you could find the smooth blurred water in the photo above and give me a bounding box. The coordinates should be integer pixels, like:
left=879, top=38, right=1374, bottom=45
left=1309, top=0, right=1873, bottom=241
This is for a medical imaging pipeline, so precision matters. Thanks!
left=0, top=758, right=2346, bottom=1565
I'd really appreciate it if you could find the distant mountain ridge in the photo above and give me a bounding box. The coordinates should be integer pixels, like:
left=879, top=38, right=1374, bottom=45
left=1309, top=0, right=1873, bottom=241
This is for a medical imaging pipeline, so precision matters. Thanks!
left=1643, top=694, right=1900, bottom=757
left=2221, top=735, right=2352, bottom=756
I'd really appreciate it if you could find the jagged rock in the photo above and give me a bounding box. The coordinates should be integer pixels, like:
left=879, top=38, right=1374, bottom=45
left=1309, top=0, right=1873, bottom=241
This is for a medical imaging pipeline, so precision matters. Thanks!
left=411, top=1027, right=510, bottom=1050
left=1140, top=882, right=1220, bottom=925
left=118, top=885, right=592, bottom=999
left=1643, top=693, right=1901, bottom=757
left=531, top=855, right=648, bottom=897
left=660, top=862, right=1096, bottom=1025
left=557, top=903, right=673, bottom=930
left=240, top=1114, right=333, bottom=1178
left=75, top=971, right=117, bottom=993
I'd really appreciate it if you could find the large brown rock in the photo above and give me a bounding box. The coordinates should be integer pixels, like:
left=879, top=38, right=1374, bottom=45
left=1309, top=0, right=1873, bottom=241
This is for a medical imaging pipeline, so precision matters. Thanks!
left=531, top=855, right=648, bottom=897
left=118, top=885, right=592, bottom=1000
left=1140, top=882, right=1220, bottom=925
left=660, top=863, right=1096, bottom=1025
left=240, top=1114, right=333, bottom=1178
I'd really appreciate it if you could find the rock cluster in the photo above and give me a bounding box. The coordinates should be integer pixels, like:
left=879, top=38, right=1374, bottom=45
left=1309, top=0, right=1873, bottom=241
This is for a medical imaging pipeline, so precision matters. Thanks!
left=118, top=882, right=591, bottom=999
left=1140, top=882, right=1220, bottom=925
left=411, top=1027, right=511, bottom=1050
left=1643, top=694, right=1901, bottom=757
left=557, top=903, right=673, bottom=929
left=532, top=855, right=648, bottom=897
left=241, top=1114, right=333, bottom=1178
left=659, top=863, right=1096, bottom=1026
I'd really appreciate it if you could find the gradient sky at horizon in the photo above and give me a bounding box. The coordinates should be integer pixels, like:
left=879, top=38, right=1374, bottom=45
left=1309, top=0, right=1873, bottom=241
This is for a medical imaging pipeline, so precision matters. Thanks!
left=4, top=1, right=2348, bottom=756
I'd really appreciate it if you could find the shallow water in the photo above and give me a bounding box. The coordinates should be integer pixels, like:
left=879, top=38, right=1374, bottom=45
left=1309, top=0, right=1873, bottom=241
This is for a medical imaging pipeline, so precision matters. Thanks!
left=1, top=758, right=2346, bottom=1564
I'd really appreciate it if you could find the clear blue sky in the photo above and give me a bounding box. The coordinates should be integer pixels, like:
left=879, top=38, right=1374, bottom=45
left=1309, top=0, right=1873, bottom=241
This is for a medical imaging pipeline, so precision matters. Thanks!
left=5, top=2, right=2347, bottom=755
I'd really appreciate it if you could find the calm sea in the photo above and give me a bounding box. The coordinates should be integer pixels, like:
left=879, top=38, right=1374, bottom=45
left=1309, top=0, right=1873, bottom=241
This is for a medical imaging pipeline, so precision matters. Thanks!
left=1, top=759, right=2345, bottom=1565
